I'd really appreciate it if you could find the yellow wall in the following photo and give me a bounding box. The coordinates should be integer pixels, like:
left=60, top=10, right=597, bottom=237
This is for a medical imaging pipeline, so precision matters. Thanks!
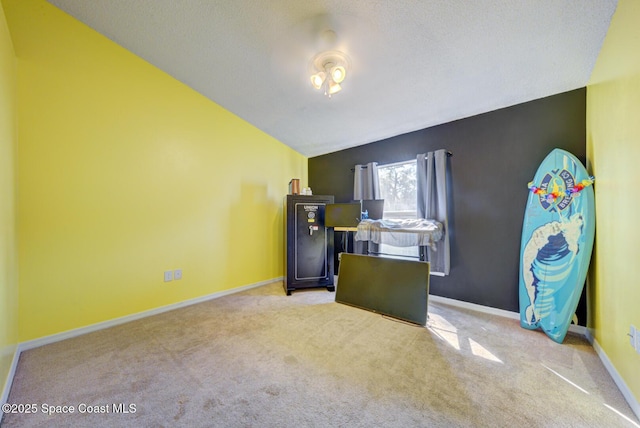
left=3, top=0, right=307, bottom=341
left=0, top=1, right=17, bottom=395
left=587, top=0, right=640, bottom=404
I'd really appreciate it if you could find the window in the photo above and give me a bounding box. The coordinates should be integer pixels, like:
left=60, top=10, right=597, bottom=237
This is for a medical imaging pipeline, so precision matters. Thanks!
left=378, top=159, right=417, bottom=220
left=377, top=159, right=419, bottom=259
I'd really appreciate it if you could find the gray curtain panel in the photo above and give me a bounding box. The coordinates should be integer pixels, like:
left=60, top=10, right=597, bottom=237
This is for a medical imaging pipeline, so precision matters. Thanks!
left=353, top=162, right=380, bottom=200
left=353, top=162, right=380, bottom=254
left=417, top=150, right=450, bottom=275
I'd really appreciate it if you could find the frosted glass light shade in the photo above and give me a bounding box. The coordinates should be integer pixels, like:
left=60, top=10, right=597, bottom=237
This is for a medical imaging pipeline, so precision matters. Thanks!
left=310, top=72, right=326, bottom=90
left=328, top=81, right=342, bottom=95
left=330, top=66, right=346, bottom=83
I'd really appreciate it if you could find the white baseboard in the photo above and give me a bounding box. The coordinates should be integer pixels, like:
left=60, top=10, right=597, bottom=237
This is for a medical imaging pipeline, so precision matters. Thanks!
left=1, top=344, right=20, bottom=408
left=429, top=294, right=521, bottom=320
left=428, top=294, right=587, bottom=336
left=1, top=277, right=282, bottom=408
left=19, top=277, right=282, bottom=352
left=585, top=329, right=640, bottom=423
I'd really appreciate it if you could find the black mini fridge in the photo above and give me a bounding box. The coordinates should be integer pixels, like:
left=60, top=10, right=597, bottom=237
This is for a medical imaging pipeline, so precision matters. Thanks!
left=284, top=194, right=334, bottom=295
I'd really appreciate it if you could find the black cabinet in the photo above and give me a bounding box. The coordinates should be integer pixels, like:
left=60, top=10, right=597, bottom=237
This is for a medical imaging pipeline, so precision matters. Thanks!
left=284, top=195, right=334, bottom=295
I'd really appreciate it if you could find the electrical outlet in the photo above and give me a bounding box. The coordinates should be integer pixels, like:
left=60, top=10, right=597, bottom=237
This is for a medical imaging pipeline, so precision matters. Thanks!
left=164, top=271, right=173, bottom=282
left=174, top=269, right=182, bottom=280
left=629, top=325, right=640, bottom=354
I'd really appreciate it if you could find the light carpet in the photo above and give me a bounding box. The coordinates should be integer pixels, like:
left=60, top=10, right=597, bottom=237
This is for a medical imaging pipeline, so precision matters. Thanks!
left=2, top=281, right=639, bottom=427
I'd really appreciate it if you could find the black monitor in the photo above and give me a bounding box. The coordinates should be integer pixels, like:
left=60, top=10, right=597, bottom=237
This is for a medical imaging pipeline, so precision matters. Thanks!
left=325, top=202, right=362, bottom=228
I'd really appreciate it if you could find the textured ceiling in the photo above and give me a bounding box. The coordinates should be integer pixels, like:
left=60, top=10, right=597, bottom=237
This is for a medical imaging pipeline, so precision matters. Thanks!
left=47, top=0, right=617, bottom=157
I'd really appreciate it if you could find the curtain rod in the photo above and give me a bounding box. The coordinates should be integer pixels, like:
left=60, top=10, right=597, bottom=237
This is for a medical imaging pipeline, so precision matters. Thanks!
left=352, top=151, right=453, bottom=170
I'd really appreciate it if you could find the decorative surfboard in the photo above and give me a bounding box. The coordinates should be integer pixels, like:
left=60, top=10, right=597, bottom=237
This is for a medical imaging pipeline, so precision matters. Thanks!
left=519, top=148, right=595, bottom=343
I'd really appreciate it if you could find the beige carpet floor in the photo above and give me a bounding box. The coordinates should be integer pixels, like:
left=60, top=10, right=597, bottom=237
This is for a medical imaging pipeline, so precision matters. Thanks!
left=2, top=281, right=639, bottom=427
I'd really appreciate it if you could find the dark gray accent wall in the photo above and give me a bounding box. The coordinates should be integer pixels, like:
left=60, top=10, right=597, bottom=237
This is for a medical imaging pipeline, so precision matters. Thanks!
left=309, top=88, right=587, bottom=317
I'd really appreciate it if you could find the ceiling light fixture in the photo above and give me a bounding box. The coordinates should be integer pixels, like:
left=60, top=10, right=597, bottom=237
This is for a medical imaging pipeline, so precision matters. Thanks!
left=309, top=50, right=351, bottom=98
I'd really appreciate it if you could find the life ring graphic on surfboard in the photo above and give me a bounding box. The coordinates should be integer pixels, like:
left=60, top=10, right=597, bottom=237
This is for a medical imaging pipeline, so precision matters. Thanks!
left=519, top=149, right=595, bottom=344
